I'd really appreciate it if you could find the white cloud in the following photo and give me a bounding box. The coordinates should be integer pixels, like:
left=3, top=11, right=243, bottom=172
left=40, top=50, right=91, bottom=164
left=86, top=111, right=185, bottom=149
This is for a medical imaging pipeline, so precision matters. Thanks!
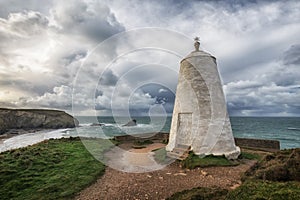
left=14, top=85, right=72, bottom=109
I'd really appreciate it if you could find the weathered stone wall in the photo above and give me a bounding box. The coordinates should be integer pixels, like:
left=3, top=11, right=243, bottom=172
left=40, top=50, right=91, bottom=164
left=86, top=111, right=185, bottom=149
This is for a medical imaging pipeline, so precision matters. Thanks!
left=114, top=132, right=169, bottom=142
left=235, top=137, right=280, bottom=152
left=0, top=108, right=79, bottom=134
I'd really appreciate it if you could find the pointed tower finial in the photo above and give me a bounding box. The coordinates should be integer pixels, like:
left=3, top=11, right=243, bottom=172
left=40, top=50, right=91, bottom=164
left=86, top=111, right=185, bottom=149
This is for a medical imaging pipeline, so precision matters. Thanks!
left=194, top=37, right=200, bottom=51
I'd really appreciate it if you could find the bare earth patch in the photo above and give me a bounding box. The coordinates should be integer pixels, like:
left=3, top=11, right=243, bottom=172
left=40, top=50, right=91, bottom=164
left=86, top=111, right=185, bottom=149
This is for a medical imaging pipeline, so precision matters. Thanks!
left=76, top=143, right=256, bottom=200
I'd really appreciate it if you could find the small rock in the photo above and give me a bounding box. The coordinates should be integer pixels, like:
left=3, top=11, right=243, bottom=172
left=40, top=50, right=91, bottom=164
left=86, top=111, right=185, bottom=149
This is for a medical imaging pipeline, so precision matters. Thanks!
left=166, top=172, right=172, bottom=175
left=200, top=170, right=208, bottom=176
left=174, top=172, right=187, bottom=176
left=147, top=175, right=152, bottom=178
left=123, top=119, right=137, bottom=126
left=230, top=181, right=241, bottom=189
left=159, top=176, right=163, bottom=180
left=230, top=183, right=241, bottom=190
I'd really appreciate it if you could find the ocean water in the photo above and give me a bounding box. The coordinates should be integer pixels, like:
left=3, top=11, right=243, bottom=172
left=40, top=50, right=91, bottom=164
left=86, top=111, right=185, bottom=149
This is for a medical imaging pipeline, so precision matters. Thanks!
left=74, top=116, right=300, bottom=149
left=230, top=117, right=300, bottom=149
left=1, top=116, right=299, bottom=152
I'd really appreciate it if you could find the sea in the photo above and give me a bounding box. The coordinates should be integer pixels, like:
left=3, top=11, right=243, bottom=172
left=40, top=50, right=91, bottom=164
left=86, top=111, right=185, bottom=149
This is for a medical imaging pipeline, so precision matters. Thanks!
left=74, top=116, right=300, bottom=149
left=1, top=116, right=299, bottom=152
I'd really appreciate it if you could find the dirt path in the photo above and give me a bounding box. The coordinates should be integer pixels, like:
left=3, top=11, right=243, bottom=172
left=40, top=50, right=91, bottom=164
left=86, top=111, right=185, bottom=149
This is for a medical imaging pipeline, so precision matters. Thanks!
left=76, top=144, right=256, bottom=200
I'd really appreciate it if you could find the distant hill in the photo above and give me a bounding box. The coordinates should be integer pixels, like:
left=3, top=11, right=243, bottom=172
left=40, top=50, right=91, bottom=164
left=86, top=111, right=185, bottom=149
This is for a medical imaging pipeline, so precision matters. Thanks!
left=0, top=108, right=78, bottom=134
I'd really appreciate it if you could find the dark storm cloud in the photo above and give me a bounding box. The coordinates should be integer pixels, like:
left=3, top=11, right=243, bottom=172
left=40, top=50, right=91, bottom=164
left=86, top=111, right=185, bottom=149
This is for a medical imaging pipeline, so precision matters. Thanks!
left=283, top=44, right=300, bottom=65
left=138, top=84, right=175, bottom=113
left=270, top=70, right=299, bottom=87
left=224, top=46, right=299, bottom=116
left=95, top=89, right=103, bottom=98
left=95, top=104, right=107, bottom=111
left=0, top=101, right=16, bottom=108
left=99, top=69, right=118, bottom=86
left=140, top=84, right=175, bottom=105
left=52, top=1, right=125, bottom=42
left=62, top=51, right=87, bottom=66
left=263, top=44, right=300, bottom=87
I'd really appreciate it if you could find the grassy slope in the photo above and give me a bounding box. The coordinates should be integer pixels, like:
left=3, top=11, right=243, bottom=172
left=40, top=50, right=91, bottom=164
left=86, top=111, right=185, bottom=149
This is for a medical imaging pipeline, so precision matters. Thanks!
left=226, top=180, right=300, bottom=200
left=167, top=149, right=300, bottom=200
left=0, top=137, right=113, bottom=200
left=181, top=152, right=239, bottom=169
left=167, top=187, right=228, bottom=200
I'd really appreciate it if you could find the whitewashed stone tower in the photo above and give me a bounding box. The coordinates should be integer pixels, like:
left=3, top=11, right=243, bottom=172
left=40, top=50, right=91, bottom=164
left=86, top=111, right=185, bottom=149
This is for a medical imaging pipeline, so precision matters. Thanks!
left=166, top=37, right=240, bottom=159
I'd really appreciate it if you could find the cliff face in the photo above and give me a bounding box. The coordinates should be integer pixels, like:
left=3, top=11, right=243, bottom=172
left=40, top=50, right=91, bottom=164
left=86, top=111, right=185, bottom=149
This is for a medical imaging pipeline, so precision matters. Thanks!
left=0, top=108, right=79, bottom=134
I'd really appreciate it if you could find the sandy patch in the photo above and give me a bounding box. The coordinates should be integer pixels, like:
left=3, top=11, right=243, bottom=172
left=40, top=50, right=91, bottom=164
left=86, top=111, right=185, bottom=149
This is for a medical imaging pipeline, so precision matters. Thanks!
left=104, top=143, right=167, bottom=173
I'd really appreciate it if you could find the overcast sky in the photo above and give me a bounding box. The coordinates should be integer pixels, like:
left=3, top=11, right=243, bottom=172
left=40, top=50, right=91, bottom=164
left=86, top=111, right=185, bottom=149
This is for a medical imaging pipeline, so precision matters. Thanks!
left=0, top=0, right=299, bottom=116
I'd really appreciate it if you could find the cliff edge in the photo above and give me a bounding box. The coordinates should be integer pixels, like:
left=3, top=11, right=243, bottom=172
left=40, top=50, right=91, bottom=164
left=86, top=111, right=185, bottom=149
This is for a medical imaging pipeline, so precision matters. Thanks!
left=0, top=108, right=79, bottom=134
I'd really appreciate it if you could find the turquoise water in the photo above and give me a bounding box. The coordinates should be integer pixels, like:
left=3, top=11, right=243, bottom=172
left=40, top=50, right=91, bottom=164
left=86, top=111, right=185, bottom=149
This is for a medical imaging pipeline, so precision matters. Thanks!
left=74, top=116, right=300, bottom=149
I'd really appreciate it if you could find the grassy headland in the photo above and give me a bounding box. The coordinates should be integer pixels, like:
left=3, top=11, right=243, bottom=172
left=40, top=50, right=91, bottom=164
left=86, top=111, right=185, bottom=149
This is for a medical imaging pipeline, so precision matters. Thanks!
left=0, top=137, right=113, bottom=200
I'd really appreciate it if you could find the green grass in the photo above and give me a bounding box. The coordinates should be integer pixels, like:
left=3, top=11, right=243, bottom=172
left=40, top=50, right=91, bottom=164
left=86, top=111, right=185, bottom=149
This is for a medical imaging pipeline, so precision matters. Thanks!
left=239, top=151, right=262, bottom=160
left=181, top=152, right=239, bottom=169
left=167, top=187, right=228, bottom=200
left=226, top=180, right=300, bottom=200
left=0, top=137, right=113, bottom=200
left=153, top=147, right=170, bottom=164
left=166, top=181, right=300, bottom=200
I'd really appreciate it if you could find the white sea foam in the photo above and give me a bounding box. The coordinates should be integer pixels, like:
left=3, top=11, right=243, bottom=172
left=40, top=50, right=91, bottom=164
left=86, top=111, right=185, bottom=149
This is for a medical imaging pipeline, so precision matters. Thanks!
left=80, top=123, right=93, bottom=126
left=0, top=129, right=72, bottom=153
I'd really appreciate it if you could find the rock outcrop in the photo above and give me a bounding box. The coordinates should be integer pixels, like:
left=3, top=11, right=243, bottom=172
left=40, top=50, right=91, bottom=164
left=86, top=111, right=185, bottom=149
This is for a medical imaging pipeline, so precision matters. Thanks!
left=0, top=108, right=79, bottom=134
left=123, top=119, right=137, bottom=127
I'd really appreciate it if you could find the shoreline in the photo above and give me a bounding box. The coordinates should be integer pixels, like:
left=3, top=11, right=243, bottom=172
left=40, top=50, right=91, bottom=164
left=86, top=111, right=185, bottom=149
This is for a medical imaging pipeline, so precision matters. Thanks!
left=0, top=128, right=51, bottom=142
left=0, top=128, right=71, bottom=153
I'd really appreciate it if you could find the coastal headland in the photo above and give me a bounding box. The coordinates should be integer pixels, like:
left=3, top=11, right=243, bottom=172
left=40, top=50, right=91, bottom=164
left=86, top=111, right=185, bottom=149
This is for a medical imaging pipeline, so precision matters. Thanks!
left=0, top=108, right=78, bottom=136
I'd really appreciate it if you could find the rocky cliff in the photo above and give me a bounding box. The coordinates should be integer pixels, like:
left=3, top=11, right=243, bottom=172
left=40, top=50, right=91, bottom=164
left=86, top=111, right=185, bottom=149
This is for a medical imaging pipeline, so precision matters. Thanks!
left=0, top=108, right=79, bottom=134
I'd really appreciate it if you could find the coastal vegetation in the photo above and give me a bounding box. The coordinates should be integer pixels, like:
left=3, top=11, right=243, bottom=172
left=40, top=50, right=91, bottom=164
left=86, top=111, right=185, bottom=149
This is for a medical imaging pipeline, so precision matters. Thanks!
left=167, top=187, right=228, bottom=200
left=168, top=148, right=300, bottom=200
left=153, top=148, right=261, bottom=167
left=0, top=137, right=112, bottom=200
left=1, top=135, right=299, bottom=199
left=181, top=152, right=239, bottom=169
left=226, top=180, right=300, bottom=200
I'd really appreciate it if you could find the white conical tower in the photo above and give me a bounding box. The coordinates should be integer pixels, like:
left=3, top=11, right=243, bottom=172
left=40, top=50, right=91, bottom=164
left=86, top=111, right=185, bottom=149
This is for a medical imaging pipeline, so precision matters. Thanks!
left=166, top=37, right=240, bottom=159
